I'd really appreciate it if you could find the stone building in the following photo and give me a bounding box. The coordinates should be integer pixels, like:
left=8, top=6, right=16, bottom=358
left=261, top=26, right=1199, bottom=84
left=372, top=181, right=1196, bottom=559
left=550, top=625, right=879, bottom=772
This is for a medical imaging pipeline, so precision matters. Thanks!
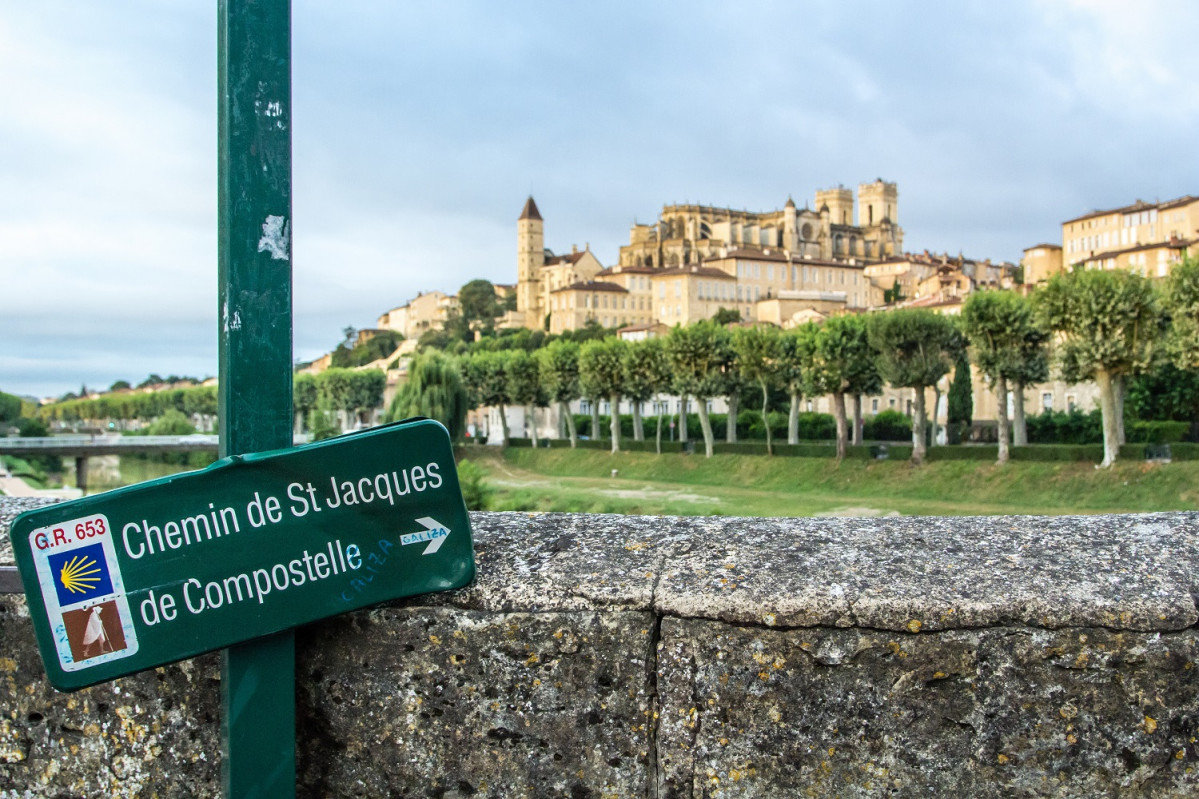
left=377, top=290, right=458, bottom=341
left=1026, top=193, right=1199, bottom=285
left=508, top=197, right=604, bottom=330
left=513, top=187, right=904, bottom=334
left=616, top=180, right=903, bottom=269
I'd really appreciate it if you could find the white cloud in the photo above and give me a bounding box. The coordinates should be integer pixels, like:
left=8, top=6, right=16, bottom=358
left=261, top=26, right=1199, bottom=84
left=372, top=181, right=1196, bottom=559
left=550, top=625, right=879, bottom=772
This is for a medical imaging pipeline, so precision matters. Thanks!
left=1038, top=0, right=1199, bottom=115
left=3, top=1, right=1198, bottom=398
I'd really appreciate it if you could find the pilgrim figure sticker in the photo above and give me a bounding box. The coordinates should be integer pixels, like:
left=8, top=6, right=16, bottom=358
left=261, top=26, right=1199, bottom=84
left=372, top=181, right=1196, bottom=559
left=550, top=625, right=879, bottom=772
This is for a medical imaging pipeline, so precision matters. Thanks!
left=62, top=601, right=128, bottom=661
left=29, top=513, right=139, bottom=671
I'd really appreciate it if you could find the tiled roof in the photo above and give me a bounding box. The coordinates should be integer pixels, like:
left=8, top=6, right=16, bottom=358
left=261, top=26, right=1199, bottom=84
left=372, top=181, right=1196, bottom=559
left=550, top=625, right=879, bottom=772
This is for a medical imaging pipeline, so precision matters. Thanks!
left=519, top=196, right=542, bottom=221
left=1062, top=195, right=1197, bottom=225
left=721, top=248, right=790, bottom=262
left=597, top=265, right=657, bottom=275
left=1083, top=238, right=1198, bottom=261
left=551, top=280, right=629, bottom=294
left=652, top=266, right=736, bottom=279
left=545, top=252, right=587, bottom=266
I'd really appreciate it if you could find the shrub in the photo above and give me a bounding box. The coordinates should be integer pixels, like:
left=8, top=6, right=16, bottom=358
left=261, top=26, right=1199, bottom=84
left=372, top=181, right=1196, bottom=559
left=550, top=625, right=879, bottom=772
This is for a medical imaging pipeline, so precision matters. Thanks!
left=456, top=460, right=492, bottom=511
left=1025, top=409, right=1102, bottom=444
left=863, top=410, right=911, bottom=441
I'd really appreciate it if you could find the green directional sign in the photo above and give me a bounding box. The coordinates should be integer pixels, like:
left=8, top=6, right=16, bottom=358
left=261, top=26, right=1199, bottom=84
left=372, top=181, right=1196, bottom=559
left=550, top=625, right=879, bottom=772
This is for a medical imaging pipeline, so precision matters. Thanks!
left=11, top=418, right=475, bottom=691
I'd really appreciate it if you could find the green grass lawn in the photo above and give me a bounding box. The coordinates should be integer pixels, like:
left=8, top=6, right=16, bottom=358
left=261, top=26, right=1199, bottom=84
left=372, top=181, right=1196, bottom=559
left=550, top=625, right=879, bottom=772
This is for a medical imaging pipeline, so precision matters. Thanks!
left=461, top=446, right=1199, bottom=517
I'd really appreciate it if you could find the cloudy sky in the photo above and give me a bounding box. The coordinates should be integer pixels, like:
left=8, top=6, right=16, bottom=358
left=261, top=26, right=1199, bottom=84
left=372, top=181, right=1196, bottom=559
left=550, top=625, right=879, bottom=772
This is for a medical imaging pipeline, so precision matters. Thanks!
left=3, top=1, right=1197, bottom=399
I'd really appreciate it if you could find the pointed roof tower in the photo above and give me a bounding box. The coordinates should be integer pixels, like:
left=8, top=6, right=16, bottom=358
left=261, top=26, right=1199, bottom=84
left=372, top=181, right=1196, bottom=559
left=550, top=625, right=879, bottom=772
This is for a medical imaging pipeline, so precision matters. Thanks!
left=519, top=196, right=542, bottom=221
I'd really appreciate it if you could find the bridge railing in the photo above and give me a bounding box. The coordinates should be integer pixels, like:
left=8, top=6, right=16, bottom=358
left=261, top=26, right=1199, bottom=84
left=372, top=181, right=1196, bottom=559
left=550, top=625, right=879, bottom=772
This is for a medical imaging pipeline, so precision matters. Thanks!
left=0, top=435, right=220, bottom=449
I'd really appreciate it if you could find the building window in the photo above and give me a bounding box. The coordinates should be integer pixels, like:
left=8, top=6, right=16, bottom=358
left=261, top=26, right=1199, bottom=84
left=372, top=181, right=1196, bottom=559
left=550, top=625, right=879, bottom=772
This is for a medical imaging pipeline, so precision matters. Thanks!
left=1066, top=394, right=1077, bottom=412
left=889, top=398, right=896, bottom=409
left=1042, top=392, right=1053, bottom=412
left=806, top=400, right=814, bottom=412
left=580, top=399, right=591, bottom=414
left=871, top=398, right=879, bottom=412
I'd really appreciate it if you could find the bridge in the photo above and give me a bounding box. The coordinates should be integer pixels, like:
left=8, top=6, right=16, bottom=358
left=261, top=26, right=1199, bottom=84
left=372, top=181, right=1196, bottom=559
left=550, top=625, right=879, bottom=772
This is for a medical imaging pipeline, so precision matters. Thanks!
left=0, top=434, right=220, bottom=457
left=0, top=435, right=221, bottom=493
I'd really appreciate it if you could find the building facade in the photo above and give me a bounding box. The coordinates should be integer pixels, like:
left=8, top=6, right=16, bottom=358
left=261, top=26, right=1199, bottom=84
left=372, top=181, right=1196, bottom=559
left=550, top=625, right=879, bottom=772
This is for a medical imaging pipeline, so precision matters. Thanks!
left=1026, top=194, right=1199, bottom=285
left=377, top=291, right=458, bottom=341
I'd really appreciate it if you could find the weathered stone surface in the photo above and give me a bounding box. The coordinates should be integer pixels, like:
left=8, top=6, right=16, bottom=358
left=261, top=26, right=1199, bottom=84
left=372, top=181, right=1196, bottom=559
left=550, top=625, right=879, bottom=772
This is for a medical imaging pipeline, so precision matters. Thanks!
left=656, top=618, right=1199, bottom=798
left=650, top=513, right=1199, bottom=633
left=0, top=590, right=221, bottom=797
left=1, top=499, right=1198, bottom=796
left=421, top=512, right=694, bottom=614
left=295, top=607, right=657, bottom=798
left=0, top=498, right=56, bottom=567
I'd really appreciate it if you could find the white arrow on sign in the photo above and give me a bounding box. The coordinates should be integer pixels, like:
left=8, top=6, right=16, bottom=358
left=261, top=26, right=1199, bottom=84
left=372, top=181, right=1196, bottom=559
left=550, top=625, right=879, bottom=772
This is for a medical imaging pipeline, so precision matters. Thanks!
left=400, top=517, right=451, bottom=555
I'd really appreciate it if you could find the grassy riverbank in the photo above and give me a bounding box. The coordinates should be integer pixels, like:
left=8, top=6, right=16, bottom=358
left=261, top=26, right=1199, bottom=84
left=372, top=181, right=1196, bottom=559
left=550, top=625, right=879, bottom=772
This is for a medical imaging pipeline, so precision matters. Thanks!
left=460, top=446, right=1199, bottom=517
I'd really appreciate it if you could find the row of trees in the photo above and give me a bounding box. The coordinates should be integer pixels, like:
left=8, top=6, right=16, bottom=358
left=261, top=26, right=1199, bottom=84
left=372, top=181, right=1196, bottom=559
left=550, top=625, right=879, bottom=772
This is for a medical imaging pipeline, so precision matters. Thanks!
left=292, top=369, right=386, bottom=433
left=395, top=257, right=1199, bottom=468
left=964, top=257, right=1199, bottom=467
left=38, top=385, right=219, bottom=429
left=396, top=314, right=950, bottom=463
left=36, top=368, right=387, bottom=440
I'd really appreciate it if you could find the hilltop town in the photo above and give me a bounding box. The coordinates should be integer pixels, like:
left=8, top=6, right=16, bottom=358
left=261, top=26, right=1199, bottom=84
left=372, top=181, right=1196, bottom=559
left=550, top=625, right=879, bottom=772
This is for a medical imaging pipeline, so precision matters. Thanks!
left=287, top=183, right=1196, bottom=436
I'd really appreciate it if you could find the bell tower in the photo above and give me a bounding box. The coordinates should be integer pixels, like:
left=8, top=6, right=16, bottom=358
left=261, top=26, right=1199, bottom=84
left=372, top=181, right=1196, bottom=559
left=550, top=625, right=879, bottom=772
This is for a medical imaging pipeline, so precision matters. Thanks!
left=517, top=196, right=545, bottom=328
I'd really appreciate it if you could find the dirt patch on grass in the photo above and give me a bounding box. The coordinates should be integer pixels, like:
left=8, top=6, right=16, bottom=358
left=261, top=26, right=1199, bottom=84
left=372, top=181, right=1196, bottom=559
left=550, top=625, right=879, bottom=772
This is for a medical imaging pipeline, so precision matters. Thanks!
left=595, top=486, right=720, bottom=504
left=814, top=506, right=902, bottom=518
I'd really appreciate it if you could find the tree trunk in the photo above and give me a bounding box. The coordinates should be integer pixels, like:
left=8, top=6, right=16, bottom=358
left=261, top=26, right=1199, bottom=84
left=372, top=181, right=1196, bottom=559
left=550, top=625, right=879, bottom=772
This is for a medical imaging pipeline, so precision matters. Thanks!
left=498, top=403, right=510, bottom=448
left=995, top=375, right=1010, bottom=466
left=761, top=382, right=773, bottom=456
left=609, top=394, right=621, bottom=453
left=726, top=394, right=739, bottom=442
left=561, top=400, right=577, bottom=448
left=1096, top=369, right=1120, bottom=468
left=655, top=402, right=663, bottom=455
left=911, top=389, right=927, bottom=465
left=590, top=401, right=601, bottom=441
left=1114, top=374, right=1126, bottom=446
left=931, top=386, right=942, bottom=447
left=632, top=400, right=644, bottom=441
left=697, top=398, right=714, bottom=458
left=528, top=405, right=538, bottom=447
left=852, top=394, right=863, bottom=446
left=1012, top=379, right=1027, bottom=447
left=832, top=392, right=848, bottom=461
left=788, top=393, right=800, bottom=445
left=678, top=397, right=688, bottom=443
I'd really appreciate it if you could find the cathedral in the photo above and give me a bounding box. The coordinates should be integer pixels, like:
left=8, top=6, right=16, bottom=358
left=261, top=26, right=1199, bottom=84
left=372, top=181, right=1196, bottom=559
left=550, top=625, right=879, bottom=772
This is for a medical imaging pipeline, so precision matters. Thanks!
left=617, top=180, right=903, bottom=268
left=510, top=181, right=904, bottom=331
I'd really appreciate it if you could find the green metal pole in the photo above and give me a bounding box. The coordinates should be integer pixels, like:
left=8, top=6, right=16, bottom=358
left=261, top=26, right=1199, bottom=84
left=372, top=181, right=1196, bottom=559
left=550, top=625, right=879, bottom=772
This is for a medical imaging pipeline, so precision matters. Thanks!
left=217, top=1, right=295, bottom=796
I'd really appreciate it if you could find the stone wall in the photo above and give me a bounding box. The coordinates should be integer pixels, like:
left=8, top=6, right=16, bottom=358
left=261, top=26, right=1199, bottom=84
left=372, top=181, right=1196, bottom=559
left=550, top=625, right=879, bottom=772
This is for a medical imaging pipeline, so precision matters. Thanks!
left=2, top=497, right=1198, bottom=797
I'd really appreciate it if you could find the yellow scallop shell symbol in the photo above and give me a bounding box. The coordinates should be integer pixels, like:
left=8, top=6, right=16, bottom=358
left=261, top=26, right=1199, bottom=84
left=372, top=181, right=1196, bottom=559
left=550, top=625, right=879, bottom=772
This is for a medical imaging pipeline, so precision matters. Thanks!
left=59, top=555, right=102, bottom=594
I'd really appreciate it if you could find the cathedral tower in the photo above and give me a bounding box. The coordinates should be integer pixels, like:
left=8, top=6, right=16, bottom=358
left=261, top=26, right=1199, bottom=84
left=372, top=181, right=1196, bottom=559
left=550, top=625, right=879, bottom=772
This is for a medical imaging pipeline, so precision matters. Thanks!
left=815, top=187, right=855, bottom=227
left=858, top=179, right=898, bottom=227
